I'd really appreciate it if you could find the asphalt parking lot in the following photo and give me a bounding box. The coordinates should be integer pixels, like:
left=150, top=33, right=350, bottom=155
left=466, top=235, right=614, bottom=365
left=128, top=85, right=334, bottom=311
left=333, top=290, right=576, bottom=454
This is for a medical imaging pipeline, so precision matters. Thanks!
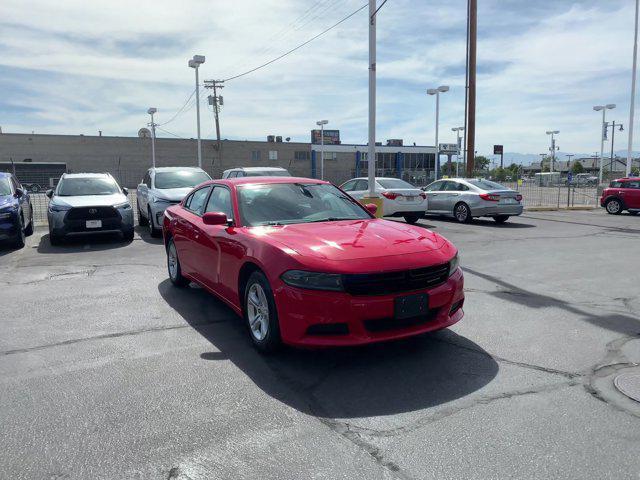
left=1, top=210, right=639, bottom=480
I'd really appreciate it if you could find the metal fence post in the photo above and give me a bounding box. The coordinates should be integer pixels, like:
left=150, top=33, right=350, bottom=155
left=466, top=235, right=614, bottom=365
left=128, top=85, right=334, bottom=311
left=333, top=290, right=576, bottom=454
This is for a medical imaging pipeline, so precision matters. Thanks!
left=557, top=184, right=561, bottom=209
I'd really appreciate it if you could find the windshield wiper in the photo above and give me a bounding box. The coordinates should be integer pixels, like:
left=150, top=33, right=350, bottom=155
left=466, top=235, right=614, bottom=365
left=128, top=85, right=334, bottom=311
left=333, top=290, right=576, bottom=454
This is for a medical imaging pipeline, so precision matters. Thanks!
left=306, top=217, right=357, bottom=223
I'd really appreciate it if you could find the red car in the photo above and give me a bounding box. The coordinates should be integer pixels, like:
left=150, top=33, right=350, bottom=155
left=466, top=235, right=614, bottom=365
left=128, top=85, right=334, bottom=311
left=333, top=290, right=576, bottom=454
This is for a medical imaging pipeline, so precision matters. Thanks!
left=601, top=177, right=640, bottom=215
left=162, top=177, right=464, bottom=352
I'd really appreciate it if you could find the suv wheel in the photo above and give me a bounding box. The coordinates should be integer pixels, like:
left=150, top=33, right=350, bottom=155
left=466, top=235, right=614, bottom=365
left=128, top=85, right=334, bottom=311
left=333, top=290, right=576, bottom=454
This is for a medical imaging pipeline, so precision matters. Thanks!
left=403, top=213, right=421, bottom=224
left=605, top=198, right=623, bottom=215
left=12, top=215, right=26, bottom=249
left=138, top=205, right=148, bottom=226
left=148, top=207, right=161, bottom=238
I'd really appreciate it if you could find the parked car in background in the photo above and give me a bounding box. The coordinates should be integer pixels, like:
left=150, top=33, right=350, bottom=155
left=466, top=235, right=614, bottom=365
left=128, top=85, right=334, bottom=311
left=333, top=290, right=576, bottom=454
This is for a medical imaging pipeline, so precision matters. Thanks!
left=46, top=173, right=134, bottom=244
left=600, top=177, right=640, bottom=215
left=0, top=172, right=33, bottom=248
left=422, top=178, right=523, bottom=224
left=569, top=173, right=598, bottom=186
left=162, top=177, right=464, bottom=352
left=221, top=167, right=291, bottom=179
left=340, top=177, right=427, bottom=224
left=137, top=167, right=211, bottom=237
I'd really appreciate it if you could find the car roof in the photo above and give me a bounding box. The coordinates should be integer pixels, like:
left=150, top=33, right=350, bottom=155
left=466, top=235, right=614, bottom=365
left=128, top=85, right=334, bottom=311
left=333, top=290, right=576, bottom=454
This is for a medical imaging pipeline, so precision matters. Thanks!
left=208, top=176, right=328, bottom=187
left=615, top=177, right=640, bottom=181
left=62, top=173, right=112, bottom=179
left=225, top=167, right=288, bottom=172
left=151, top=167, right=205, bottom=172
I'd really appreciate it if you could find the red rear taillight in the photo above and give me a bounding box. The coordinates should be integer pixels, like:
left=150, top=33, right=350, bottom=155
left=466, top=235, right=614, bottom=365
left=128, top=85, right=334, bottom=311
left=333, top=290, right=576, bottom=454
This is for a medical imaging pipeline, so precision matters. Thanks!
left=382, top=191, right=399, bottom=200
left=516, top=194, right=523, bottom=202
left=419, top=192, right=427, bottom=199
left=479, top=193, right=500, bottom=202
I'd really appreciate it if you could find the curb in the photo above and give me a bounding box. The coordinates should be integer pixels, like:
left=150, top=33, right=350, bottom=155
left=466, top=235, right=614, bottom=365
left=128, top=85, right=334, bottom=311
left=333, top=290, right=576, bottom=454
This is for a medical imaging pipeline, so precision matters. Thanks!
left=525, top=206, right=596, bottom=212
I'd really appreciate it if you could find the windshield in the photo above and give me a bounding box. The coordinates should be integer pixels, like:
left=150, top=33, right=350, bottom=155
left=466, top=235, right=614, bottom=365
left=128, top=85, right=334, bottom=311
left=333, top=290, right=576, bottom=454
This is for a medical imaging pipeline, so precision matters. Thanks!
left=377, top=178, right=416, bottom=189
left=238, top=183, right=370, bottom=226
left=57, top=177, right=121, bottom=196
left=245, top=170, right=291, bottom=177
left=0, top=178, right=11, bottom=196
left=155, top=170, right=210, bottom=189
left=467, top=179, right=508, bottom=191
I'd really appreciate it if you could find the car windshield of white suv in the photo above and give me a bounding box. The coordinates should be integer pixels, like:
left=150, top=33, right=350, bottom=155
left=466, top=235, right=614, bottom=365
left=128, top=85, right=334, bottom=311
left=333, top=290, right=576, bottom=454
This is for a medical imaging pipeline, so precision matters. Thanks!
left=245, top=170, right=291, bottom=177
left=0, top=178, right=12, bottom=196
left=467, top=179, right=507, bottom=190
left=238, top=183, right=370, bottom=226
left=377, top=178, right=415, bottom=189
left=57, top=177, right=121, bottom=196
left=155, top=171, right=210, bottom=189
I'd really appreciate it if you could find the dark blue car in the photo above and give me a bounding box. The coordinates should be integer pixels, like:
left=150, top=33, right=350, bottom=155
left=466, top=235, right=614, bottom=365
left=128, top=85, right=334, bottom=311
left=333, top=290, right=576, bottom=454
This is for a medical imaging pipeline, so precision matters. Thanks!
left=0, top=172, right=34, bottom=249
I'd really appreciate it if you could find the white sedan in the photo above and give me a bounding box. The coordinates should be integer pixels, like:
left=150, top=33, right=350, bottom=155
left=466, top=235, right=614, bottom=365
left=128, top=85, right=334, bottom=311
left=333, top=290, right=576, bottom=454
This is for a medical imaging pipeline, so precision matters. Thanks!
left=339, top=177, right=427, bottom=224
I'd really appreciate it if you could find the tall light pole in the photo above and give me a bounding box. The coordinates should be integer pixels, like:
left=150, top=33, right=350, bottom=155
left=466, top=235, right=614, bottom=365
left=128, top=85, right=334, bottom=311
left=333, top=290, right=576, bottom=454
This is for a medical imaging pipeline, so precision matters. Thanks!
left=316, top=120, right=328, bottom=179
left=594, top=104, right=616, bottom=184
left=452, top=126, right=465, bottom=177
left=546, top=130, right=559, bottom=173
left=188, top=55, right=205, bottom=168
left=427, top=85, right=449, bottom=180
left=147, top=108, right=157, bottom=168
left=367, top=0, right=377, bottom=201
left=627, top=0, right=639, bottom=177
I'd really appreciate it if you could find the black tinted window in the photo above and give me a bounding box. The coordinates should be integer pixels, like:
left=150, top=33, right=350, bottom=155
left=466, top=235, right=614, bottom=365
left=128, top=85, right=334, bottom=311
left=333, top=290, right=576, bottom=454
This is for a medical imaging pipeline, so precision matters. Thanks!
left=205, top=187, right=233, bottom=218
left=155, top=170, right=210, bottom=189
left=424, top=181, right=444, bottom=192
left=341, top=180, right=357, bottom=191
left=57, top=177, right=120, bottom=196
left=354, top=180, right=369, bottom=190
left=185, top=187, right=211, bottom=215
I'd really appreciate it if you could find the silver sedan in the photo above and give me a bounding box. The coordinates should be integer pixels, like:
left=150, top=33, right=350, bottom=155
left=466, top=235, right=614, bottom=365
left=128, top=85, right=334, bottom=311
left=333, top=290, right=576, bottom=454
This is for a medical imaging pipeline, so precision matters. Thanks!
left=422, top=178, right=523, bottom=223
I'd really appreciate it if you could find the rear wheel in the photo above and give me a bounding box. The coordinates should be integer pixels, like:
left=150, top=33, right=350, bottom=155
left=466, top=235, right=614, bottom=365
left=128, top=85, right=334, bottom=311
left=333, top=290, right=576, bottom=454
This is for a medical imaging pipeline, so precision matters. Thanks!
left=244, top=271, right=281, bottom=353
left=454, top=202, right=472, bottom=223
left=493, top=215, right=510, bottom=224
left=605, top=198, right=623, bottom=215
left=403, top=213, right=421, bottom=224
left=148, top=207, right=161, bottom=237
left=122, top=228, right=134, bottom=242
left=12, top=215, right=26, bottom=249
left=167, top=239, right=189, bottom=287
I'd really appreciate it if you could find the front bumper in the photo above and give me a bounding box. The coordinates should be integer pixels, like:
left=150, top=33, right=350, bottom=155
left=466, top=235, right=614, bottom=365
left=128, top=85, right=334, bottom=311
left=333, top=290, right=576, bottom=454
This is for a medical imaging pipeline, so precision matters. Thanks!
left=273, top=267, right=464, bottom=347
left=149, top=201, right=179, bottom=227
left=0, top=213, right=20, bottom=241
left=48, top=208, right=134, bottom=237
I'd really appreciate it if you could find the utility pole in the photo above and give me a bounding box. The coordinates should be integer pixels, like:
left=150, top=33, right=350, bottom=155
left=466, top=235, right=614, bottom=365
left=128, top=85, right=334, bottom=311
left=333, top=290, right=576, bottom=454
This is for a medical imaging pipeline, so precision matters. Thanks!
left=367, top=0, right=377, bottom=200
left=204, top=80, right=225, bottom=166
left=607, top=121, right=624, bottom=173
left=627, top=0, right=639, bottom=177
left=188, top=55, right=205, bottom=168
left=147, top=108, right=157, bottom=168
left=465, top=0, right=477, bottom=177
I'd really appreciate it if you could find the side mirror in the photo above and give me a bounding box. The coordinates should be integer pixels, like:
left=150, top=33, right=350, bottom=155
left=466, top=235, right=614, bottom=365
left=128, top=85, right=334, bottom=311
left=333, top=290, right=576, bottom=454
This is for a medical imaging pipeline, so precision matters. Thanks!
left=365, top=203, right=378, bottom=215
left=203, top=211, right=228, bottom=226
left=46, top=189, right=54, bottom=199
left=15, top=188, right=24, bottom=198
left=122, top=187, right=129, bottom=195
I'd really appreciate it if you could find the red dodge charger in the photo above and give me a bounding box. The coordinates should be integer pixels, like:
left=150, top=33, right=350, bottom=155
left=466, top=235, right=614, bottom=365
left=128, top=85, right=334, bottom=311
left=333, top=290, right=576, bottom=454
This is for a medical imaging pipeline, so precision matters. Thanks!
left=162, top=177, right=464, bottom=352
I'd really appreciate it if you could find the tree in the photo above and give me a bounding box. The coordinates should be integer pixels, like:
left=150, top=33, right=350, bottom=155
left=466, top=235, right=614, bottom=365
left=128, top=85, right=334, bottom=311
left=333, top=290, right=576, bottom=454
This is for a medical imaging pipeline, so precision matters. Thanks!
left=631, top=166, right=640, bottom=177
left=571, top=161, right=585, bottom=174
left=474, top=156, right=490, bottom=171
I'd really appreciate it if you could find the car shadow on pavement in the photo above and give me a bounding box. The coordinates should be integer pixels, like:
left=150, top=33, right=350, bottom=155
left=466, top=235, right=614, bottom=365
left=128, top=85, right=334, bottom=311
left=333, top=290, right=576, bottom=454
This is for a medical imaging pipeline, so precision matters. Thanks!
left=37, top=233, right=133, bottom=253
left=422, top=216, right=536, bottom=228
left=464, top=267, right=640, bottom=337
left=158, top=279, right=499, bottom=418
left=134, top=226, right=163, bottom=245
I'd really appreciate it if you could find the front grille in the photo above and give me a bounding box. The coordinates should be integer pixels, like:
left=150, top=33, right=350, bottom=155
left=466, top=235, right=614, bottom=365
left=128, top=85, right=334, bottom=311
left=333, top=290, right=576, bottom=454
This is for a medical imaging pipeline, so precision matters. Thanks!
left=306, top=323, right=349, bottom=336
left=66, top=206, right=119, bottom=221
left=343, top=263, right=450, bottom=296
left=364, top=308, right=440, bottom=332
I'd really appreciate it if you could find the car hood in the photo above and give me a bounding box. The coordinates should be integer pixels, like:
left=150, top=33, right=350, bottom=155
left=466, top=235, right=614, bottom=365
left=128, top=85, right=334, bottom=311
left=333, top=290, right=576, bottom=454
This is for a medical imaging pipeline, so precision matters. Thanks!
left=0, top=194, right=14, bottom=208
left=152, top=187, right=193, bottom=202
left=245, top=219, right=447, bottom=261
left=51, top=193, right=128, bottom=208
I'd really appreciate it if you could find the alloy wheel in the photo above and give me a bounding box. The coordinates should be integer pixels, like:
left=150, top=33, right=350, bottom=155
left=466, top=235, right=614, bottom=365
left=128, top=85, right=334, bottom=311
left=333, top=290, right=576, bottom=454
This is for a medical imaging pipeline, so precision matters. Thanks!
left=606, top=200, right=621, bottom=214
left=455, top=204, right=469, bottom=222
left=168, top=242, right=178, bottom=280
left=247, top=283, right=269, bottom=341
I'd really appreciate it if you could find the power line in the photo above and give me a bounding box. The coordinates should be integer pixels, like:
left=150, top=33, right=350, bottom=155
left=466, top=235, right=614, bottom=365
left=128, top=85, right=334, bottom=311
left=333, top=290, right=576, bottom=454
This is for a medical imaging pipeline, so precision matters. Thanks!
left=156, top=126, right=185, bottom=139
left=223, top=2, right=368, bottom=82
left=158, top=88, right=196, bottom=126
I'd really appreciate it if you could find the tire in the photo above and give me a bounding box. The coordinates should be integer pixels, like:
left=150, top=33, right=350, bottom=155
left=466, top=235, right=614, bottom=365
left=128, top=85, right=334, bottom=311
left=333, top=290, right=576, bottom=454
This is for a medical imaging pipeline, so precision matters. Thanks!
left=138, top=205, right=148, bottom=226
left=148, top=207, right=161, bottom=238
left=24, top=207, right=34, bottom=236
left=12, top=215, right=26, bottom=249
left=628, top=211, right=639, bottom=216
left=167, top=238, right=189, bottom=287
left=454, top=202, right=472, bottom=223
left=49, top=231, right=62, bottom=246
left=122, top=228, right=134, bottom=242
left=403, top=213, right=421, bottom=225
left=605, top=198, right=623, bottom=215
left=244, top=271, right=282, bottom=353
left=493, top=215, right=510, bottom=224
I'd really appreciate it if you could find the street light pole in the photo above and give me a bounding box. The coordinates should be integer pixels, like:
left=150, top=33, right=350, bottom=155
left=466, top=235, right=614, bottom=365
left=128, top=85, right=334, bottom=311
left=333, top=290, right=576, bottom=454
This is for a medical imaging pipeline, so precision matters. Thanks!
left=147, top=108, right=157, bottom=168
left=427, top=85, right=449, bottom=180
left=452, top=127, right=464, bottom=177
left=594, top=104, right=616, bottom=184
left=607, top=121, right=624, bottom=173
left=367, top=0, right=376, bottom=199
left=188, top=55, right=206, bottom=168
left=316, top=120, right=328, bottom=180
left=546, top=130, right=559, bottom=173
left=627, top=0, right=639, bottom=177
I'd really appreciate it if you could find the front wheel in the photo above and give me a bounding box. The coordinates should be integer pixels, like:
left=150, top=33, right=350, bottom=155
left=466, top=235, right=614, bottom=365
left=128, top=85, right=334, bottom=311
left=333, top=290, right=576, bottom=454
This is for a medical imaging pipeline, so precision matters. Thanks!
left=148, top=207, right=161, bottom=238
left=403, top=213, right=421, bottom=224
left=138, top=205, right=148, bottom=226
left=244, top=271, right=281, bottom=353
left=122, top=228, right=134, bottom=242
left=24, top=207, right=34, bottom=236
left=12, top=216, right=26, bottom=249
left=493, top=215, right=510, bottom=224
left=454, top=203, right=472, bottom=223
left=605, top=198, right=623, bottom=215
left=167, top=239, right=189, bottom=287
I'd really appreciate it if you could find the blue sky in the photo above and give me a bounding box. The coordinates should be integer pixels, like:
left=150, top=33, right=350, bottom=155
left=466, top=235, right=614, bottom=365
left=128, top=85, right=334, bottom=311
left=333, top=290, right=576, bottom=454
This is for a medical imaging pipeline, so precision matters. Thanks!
left=0, top=0, right=638, bottom=158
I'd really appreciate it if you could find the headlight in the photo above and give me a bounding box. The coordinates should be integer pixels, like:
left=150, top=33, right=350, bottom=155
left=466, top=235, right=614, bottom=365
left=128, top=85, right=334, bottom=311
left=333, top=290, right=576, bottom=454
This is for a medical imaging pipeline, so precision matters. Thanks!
left=0, top=203, right=18, bottom=212
left=448, top=253, right=460, bottom=276
left=48, top=204, right=71, bottom=213
left=115, top=202, right=132, bottom=210
left=151, top=196, right=171, bottom=204
left=281, top=270, right=344, bottom=291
